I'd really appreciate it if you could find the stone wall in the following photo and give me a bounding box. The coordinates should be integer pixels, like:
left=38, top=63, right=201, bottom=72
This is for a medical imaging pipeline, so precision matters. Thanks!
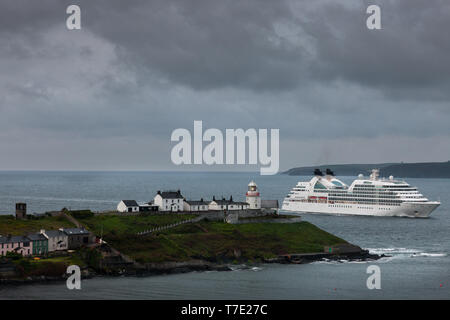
left=94, top=209, right=276, bottom=221
left=233, top=217, right=302, bottom=224
left=200, top=209, right=277, bottom=222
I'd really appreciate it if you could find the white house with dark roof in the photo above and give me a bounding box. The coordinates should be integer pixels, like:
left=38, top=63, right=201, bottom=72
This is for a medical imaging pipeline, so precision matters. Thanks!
left=154, top=190, right=184, bottom=212
left=208, top=196, right=249, bottom=211
left=117, top=200, right=140, bottom=213
left=41, top=229, right=68, bottom=252
left=183, top=199, right=209, bottom=212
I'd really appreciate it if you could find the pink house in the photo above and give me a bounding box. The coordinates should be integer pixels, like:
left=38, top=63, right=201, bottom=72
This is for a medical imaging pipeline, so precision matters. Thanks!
left=0, top=235, right=33, bottom=257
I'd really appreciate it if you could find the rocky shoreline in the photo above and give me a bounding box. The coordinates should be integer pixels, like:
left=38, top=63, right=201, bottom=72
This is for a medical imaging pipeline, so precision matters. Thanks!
left=264, top=249, right=385, bottom=264
left=0, top=250, right=387, bottom=286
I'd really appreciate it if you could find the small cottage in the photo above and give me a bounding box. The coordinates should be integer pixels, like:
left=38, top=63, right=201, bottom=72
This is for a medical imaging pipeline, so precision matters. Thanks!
left=153, top=190, right=184, bottom=212
left=208, top=196, right=249, bottom=211
left=27, top=233, right=49, bottom=255
left=0, top=236, right=32, bottom=257
left=117, top=200, right=140, bottom=213
left=63, top=228, right=95, bottom=249
left=183, top=199, right=209, bottom=212
left=42, top=229, right=69, bottom=252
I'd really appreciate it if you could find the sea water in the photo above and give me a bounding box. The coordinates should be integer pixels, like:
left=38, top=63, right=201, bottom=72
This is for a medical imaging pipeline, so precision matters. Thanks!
left=0, top=171, right=449, bottom=299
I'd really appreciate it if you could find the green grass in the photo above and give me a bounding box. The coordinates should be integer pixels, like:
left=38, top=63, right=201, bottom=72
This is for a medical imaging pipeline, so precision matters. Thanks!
left=7, top=253, right=86, bottom=278
left=80, top=214, right=199, bottom=236
left=0, top=213, right=348, bottom=267
left=105, top=221, right=347, bottom=264
left=0, top=215, right=76, bottom=236
left=29, top=255, right=84, bottom=266
left=238, top=214, right=299, bottom=220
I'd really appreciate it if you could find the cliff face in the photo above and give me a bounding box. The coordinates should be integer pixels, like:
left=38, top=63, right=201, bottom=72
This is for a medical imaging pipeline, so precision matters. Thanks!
left=284, top=161, right=450, bottom=178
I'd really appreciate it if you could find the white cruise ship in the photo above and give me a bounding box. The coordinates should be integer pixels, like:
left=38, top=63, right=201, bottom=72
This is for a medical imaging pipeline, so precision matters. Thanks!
left=282, top=169, right=440, bottom=218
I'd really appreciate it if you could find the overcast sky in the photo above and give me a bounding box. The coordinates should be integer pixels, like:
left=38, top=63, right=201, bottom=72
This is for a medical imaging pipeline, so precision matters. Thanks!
left=1, top=0, right=449, bottom=171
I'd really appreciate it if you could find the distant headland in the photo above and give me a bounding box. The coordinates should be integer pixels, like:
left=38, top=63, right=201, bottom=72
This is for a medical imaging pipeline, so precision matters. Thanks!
left=283, top=161, right=450, bottom=178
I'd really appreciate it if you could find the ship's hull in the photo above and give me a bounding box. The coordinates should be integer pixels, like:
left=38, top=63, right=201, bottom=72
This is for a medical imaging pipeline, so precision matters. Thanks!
left=281, top=200, right=440, bottom=218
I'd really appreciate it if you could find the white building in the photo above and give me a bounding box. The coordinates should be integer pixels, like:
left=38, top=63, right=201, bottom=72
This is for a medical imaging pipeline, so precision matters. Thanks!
left=208, top=196, right=249, bottom=211
left=246, top=181, right=261, bottom=209
left=154, top=190, right=184, bottom=212
left=184, top=199, right=209, bottom=212
left=41, top=229, right=68, bottom=252
left=117, top=200, right=140, bottom=213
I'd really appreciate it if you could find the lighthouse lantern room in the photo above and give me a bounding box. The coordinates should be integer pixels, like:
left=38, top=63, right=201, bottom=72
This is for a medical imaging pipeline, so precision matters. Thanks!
left=246, top=181, right=261, bottom=209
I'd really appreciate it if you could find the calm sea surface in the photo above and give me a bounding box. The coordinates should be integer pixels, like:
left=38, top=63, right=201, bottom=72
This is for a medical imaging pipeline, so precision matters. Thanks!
left=0, top=171, right=449, bottom=299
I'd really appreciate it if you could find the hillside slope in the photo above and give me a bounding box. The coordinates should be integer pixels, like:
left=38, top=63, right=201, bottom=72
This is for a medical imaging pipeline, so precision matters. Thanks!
left=284, top=161, right=450, bottom=178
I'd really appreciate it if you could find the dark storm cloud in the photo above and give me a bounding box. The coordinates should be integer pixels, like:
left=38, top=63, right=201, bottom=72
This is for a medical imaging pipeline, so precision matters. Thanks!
left=0, top=0, right=450, bottom=170
left=295, top=0, right=450, bottom=100
left=86, top=0, right=308, bottom=91
left=2, top=0, right=450, bottom=94
left=0, top=0, right=306, bottom=91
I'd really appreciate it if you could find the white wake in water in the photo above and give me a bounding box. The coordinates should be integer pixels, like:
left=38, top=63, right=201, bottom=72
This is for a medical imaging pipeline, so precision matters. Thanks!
left=412, top=252, right=447, bottom=257
left=228, top=264, right=263, bottom=272
left=311, top=248, right=448, bottom=265
left=366, top=247, right=447, bottom=260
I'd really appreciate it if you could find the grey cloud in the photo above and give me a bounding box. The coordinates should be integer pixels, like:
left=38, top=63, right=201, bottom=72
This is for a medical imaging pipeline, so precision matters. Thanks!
left=2, top=0, right=450, bottom=95
left=1, top=0, right=306, bottom=91
left=88, top=0, right=306, bottom=91
left=0, top=0, right=450, bottom=170
left=295, top=0, right=450, bottom=99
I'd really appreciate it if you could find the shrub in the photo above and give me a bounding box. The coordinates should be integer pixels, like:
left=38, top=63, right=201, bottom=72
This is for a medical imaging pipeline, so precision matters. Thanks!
left=6, top=251, right=23, bottom=260
left=69, top=210, right=94, bottom=219
left=77, top=248, right=102, bottom=269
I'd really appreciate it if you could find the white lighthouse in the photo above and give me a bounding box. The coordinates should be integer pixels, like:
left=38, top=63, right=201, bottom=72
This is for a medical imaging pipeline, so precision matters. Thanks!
left=246, top=181, right=261, bottom=209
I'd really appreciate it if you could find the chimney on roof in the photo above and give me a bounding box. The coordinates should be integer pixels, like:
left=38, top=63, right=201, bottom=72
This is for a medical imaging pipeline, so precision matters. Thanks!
left=40, top=229, right=45, bottom=234
left=200, top=198, right=203, bottom=202
left=177, top=189, right=181, bottom=194
left=157, top=190, right=161, bottom=195
left=230, top=195, right=233, bottom=201
left=213, top=196, right=216, bottom=201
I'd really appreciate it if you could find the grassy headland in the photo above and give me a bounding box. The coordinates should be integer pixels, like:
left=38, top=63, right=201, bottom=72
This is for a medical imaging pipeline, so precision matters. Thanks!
left=1, top=212, right=349, bottom=277
left=0, top=215, right=75, bottom=236
left=78, top=213, right=199, bottom=235
left=103, top=220, right=347, bottom=264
